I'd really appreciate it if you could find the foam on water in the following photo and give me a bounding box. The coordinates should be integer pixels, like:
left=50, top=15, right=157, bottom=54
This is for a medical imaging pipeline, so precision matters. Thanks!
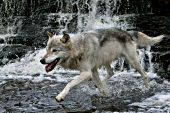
left=146, top=46, right=154, bottom=73
left=77, top=14, right=134, bottom=31
left=130, top=92, right=170, bottom=112
left=0, top=49, right=46, bottom=75
left=0, top=49, right=80, bottom=82
left=75, top=0, right=133, bottom=31
left=0, top=17, right=22, bottom=43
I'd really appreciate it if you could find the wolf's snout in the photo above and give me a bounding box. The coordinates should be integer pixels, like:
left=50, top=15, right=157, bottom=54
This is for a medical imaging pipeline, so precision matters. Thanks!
left=40, top=59, right=46, bottom=64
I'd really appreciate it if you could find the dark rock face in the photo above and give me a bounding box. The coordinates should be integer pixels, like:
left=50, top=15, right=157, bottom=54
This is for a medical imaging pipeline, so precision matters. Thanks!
left=151, top=0, right=170, bottom=14
left=0, top=44, right=34, bottom=65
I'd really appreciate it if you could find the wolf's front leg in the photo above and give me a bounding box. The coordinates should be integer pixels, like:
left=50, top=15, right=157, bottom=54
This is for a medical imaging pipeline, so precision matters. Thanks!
left=55, top=71, right=92, bottom=102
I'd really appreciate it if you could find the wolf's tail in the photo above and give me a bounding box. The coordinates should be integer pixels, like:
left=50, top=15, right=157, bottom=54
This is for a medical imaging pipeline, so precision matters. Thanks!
left=128, top=31, right=164, bottom=47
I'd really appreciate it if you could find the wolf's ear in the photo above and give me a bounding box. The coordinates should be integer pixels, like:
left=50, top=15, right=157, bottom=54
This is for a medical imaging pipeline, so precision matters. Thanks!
left=47, top=31, right=54, bottom=38
left=60, top=31, right=70, bottom=43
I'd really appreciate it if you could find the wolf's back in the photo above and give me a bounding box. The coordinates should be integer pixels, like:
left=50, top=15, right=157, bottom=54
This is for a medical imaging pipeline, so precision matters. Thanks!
left=128, top=31, right=164, bottom=47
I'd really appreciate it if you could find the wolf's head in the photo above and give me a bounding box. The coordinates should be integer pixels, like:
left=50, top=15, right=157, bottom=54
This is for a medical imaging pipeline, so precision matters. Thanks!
left=40, top=31, right=72, bottom=72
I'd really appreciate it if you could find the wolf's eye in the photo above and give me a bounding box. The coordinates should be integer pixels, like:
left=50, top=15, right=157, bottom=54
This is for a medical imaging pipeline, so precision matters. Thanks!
left=52, top=49, right=58, bottom=52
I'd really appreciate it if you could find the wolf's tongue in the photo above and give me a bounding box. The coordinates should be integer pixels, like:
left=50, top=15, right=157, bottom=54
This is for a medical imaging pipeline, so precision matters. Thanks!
left=45, top=60, right=58, bottom=73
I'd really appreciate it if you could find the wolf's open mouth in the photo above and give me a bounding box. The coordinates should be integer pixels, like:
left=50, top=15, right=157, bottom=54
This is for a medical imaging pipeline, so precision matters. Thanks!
left=45, top=58, right=60, bottom=72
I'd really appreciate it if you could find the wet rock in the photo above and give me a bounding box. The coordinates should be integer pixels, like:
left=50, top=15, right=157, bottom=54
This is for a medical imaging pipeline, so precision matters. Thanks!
left=152, top=52, right=170, bottom=62
left=0, top=74, right=169, bottom=112
left=0, top=44, right=34, bottom=65
left=151, top=46, right=170, bottom=52
left=152, top=0, right=170, bottom=14
left=0, top=38, right=4, bottom=44
left=6, top=35, right=47, bottom=47
left=0, top=44, right=34, bottom=59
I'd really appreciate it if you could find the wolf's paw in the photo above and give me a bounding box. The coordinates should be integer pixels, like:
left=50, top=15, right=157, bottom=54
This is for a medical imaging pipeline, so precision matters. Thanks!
left=100, top=87, right=110, bottom=97
left=101, top=90, right=111, bottom=97
left=55, top=94, right=65, bottom=102
left=100, top=81, right=110, bottom=97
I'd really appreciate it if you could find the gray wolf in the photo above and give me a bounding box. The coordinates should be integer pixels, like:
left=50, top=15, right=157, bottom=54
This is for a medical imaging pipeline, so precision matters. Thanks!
left=40, top=28, right=164, bottom=101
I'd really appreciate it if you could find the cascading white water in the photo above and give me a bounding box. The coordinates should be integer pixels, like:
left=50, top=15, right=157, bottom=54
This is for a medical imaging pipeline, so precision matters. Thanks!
left=146, top=46, right=154, bottom=73
left=0, top=22, right=17, bottom=44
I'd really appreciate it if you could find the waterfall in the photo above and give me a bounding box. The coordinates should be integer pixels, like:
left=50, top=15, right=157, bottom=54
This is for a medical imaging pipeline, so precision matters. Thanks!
left=146, top=46, right=154, bottom=73
left=46, top=0, right=135, bottom=33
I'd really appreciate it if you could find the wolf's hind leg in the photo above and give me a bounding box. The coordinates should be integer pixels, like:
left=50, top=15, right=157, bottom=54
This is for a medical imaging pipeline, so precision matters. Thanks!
left=102, top=64, right=114, bottom=82
left=124, top=49, right=149, bottom=88
left=92, top=68, right=110, bottom=96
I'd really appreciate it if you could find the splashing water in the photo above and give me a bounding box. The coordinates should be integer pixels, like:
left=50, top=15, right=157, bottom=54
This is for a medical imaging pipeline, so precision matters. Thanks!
left=130, top=91, right=170, bottom=112
left=0, top=50, right=46, bottom=75
left=0, top=17, right=23, bottom=44
left=0, top=49, right=79, bottom=82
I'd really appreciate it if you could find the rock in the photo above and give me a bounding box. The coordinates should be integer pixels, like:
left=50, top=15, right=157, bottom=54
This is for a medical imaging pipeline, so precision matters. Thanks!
left=153, top=0, right=170, bottom=14
left=0, top=44, right=34, bottom=65
left=0, top=74, right=169, bottom=112
left=6, top=35, right=47, bottom=47
left=152, top=52, right=170, bottom=62
left=0, top=38, right=4, bottom=44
